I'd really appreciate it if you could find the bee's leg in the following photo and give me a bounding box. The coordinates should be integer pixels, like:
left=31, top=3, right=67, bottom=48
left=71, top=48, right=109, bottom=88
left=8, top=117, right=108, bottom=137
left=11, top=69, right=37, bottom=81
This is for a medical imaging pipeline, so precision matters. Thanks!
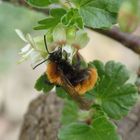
left=33, top=58, right=48, bottom=70
left=62, top=50, right=68, bottom=60
left=73, top=53, right=81, bottom=69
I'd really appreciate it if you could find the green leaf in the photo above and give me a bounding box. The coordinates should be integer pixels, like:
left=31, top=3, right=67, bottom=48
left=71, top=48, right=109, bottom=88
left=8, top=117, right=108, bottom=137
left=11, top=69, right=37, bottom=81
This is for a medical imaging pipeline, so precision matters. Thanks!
left=38, top=17, right=59, bottom=24
left=89, top=60, right=105, bottom=78
left=70, top=0, right=122, bottom=28
left=80, top=6, right=116, bottom=29
left=34, top=17, right=60, bottom=30
left=34, top=8, right=66, bottom=30
left=35, top=73, right=54, bottom=93
left=50, top=8, right=66, bottom=17
left=26, top=0, right=50, bottom=7
left=92, top=60, right=138, bottom=119
left=61, top=8, right=84, bottom=29
left=58, top=111, right=121, bottom=140
left=56, top=87, right=69, bottom=99
left=104, top=0, right=124, bottom=13
left=61, top=100, right=79, bottom=125
left=71, top=0, right=123, bottom=13
left=34, top=25, right=51, bottom=30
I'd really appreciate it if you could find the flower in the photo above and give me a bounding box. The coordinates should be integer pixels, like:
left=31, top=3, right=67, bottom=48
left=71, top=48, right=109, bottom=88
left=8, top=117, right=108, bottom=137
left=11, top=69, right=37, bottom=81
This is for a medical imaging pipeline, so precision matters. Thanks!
left=16, top=24, right=89, bottom=69
left=16, top=29, right=48, bottom=68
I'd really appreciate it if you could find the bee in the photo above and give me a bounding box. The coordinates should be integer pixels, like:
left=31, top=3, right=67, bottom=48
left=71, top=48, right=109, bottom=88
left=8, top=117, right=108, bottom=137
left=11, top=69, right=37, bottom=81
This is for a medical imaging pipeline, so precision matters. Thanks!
left=33, top=35, right=98, bottom=95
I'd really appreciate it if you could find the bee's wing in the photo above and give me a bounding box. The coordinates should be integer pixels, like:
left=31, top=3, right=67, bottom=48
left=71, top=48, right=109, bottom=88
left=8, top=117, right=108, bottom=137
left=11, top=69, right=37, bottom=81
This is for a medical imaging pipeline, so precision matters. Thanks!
left=58, top=68, right=92, bottom=110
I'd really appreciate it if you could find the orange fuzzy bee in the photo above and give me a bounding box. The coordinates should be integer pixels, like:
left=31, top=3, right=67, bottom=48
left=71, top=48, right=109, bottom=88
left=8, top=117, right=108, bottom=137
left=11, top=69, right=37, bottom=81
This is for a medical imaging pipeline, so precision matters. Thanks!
left=46, top=61, right=98, bottom=95
left=34, top=35, right=98, bottom=95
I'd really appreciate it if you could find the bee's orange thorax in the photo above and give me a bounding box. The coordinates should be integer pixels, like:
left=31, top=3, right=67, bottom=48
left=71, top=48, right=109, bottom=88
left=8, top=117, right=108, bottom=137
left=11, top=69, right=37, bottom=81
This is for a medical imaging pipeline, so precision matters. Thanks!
left=46, top=61, right=62, bottom=85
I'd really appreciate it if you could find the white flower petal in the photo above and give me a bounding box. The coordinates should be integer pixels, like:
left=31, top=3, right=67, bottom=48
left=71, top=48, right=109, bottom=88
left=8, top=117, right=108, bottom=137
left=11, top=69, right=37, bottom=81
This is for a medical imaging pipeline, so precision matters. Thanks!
left=74, top=30, right=89, bottom=48
left=22, top=48, right=34, bottom=58
left=30, top=51, right=42, bottom=63
left=53, top=24, right=66, bottom=42
left=26, top=34, right=37, bottom=49
left=30, top=51, right=47, bottom=69
left=15, top=29, right=28, bottom=42
left=20, top=44, right=31, bottom=54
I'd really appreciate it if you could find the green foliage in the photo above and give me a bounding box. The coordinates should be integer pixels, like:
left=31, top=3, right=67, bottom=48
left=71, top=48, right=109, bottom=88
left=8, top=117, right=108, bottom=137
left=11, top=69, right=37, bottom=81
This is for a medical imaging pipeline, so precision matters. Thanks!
left=31, top=0, right=124, bottom=30
left=61, top=100, right=79, bottom=125
left=70, top=0, right=124, bottom=28
left=56, top=87, right=69, bottom=99
left=91, top=60, right=138, bottom=119
left=50, top=8, right=66, bottom=17
left=35, top=8, right=83, bottom=30
left=0, top=3, right=45, bottom=73
left=80, top=7, right=116, bottom=29
left=34, top=8, right=66, bottom=30
left=59, top=108, right=121, bottom=140
left=61, top=8, right=84, bottom=29
left=71, top=0, right=123, bottom=13
left=79, top=2, right=116, bottom=28
left=26, top=0, right=59, bottom=7
left=35, top=73, right=54, bottom=93
left=58, top=60, right=138, bottom=140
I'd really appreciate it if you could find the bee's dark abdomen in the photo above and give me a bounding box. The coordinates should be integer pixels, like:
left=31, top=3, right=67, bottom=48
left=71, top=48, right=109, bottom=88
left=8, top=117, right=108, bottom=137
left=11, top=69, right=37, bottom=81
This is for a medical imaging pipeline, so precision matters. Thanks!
left=69, top=70, right=89, bottom=85
left=58, top=61, right=89, bottom=85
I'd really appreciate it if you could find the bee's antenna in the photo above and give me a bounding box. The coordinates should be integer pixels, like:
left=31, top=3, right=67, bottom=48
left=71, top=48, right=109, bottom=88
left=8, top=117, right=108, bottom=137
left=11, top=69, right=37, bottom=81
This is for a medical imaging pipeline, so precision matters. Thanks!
left=44, top=35, right=50, bottom=54
left=33, top=58, right=48, bottom=70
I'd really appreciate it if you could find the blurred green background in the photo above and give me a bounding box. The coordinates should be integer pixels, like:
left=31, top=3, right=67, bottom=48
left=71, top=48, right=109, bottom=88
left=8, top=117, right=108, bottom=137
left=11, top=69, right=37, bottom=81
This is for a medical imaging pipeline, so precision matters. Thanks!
left=0, top=2, right=46, bottom=140
left=0, top=2, right=45, bottom=73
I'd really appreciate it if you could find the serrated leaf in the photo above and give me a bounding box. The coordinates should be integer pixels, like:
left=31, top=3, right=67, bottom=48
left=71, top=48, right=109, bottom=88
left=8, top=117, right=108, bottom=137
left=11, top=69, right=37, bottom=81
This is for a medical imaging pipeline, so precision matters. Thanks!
left=70, top=0, right=121, bottom=29
left=89, top=60, right=105, bottom=78
left=34, top=8, right=65, bottom=31
left=58, top=111, right=121, bottom=140
left=80, top=6, right=116, bottom=29
left=92, top=60, right=138, bottom=119
left=104, top=0, right=124, bottom=13
left=35, top=73, right=54, bottom=93
left=61, top=100, right=79, bottom=125
left=71, top=0, right=123, bottom=13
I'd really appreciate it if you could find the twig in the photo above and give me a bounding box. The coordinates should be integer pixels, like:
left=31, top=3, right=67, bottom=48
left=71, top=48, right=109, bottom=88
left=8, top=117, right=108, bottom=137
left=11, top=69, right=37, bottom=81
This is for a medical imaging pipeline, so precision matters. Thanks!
left=95, top=27, right=140, bottom=55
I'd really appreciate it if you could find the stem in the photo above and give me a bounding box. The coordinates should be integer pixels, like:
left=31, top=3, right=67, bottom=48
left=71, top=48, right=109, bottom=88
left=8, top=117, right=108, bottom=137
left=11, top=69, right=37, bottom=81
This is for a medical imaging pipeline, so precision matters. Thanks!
left=95, top=26, right=140, bottom=55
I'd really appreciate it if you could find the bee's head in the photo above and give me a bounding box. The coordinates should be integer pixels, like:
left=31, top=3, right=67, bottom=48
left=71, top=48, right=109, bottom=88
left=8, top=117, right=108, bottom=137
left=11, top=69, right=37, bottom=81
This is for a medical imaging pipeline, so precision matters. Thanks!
left=49, top=47, right=62, bottom=62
